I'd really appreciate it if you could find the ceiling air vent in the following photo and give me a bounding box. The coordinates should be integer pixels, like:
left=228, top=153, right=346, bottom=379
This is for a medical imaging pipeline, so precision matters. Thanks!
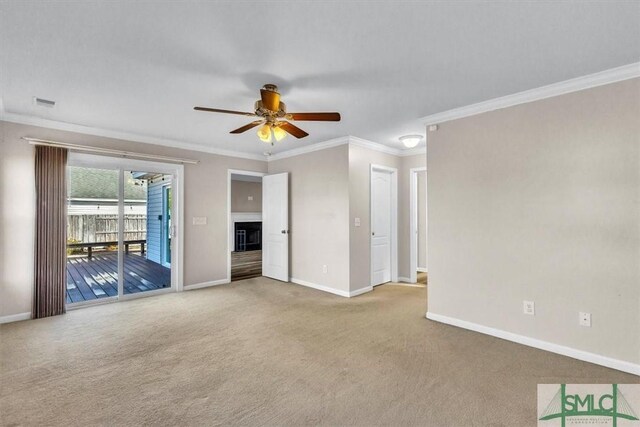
left=33, top=97, right=56, bottom=107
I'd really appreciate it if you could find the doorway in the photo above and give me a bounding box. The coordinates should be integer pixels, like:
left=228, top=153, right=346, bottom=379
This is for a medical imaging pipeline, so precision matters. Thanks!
left=227, top=169, right=289, bottom=283
left=409, top=167, right=427, bottom=285
left=370, top=164, right=398, bottom=286
left=65, top=154, right=183, bottom=307
left=228, top=170, right=265, bottom=282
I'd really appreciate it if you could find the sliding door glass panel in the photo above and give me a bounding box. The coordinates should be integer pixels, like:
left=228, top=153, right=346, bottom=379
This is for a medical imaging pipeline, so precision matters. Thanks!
left=66, top=166, right=120, bottom=304
left=123, top=171, right=172, bottom=295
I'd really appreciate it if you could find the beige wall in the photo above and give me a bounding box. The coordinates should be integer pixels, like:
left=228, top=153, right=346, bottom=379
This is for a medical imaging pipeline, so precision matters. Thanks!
left=231, top=180, right=262, bottom=212
left=417, top=171, right=427, bottom=270
left=268, top=145, right=351, bottom=292
left=0, top=121, right=267, bottom=318
left=266, top=142, right=425, bottom=294
left=0, top=124, right=36, bottom=320
left=427, top=78, right=640, bottom=364
left=0, top=121, right=424, bottom=317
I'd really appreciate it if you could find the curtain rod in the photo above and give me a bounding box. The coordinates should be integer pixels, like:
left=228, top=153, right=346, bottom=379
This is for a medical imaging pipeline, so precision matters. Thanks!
left=22, top=137, right=200, bottom=165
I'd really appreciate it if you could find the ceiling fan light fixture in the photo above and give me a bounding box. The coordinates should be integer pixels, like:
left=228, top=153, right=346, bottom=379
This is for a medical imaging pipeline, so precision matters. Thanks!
left=257, top=124, right=272, bottom=143
left=194, top=83, right=341, bottom=143
left=399, top=134, right=423, bottom=148
left=272, top=125, right=287, bottom=142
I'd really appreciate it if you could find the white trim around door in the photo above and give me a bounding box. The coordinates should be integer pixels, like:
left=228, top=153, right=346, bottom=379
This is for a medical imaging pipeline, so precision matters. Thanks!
left=409, top=166, right=427, bottom=284
left=370, top=164, right=398, bottom=286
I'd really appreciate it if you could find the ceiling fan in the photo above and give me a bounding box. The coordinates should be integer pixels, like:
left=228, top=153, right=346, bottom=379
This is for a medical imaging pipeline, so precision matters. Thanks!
left=194, top=84, right=341, bottom=144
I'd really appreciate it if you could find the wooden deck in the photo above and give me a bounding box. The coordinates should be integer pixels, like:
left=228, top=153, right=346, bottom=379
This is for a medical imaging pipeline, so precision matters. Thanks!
left=66, top=252, right=171, bottom=303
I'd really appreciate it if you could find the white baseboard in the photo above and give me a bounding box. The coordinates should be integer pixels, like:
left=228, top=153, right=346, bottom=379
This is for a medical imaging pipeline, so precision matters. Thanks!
left=290, top=277, right=350, bottom=297
left=387, top=283, right=426, bottom=288
left=398, top=276, right=413, bottom=283
left=184, top=278, right=230, bottom=291
left=0, top=312, right=31, bottom=324
left=426, top=312, right=640, bottom=376
left=349, top=286, right=373, bottom=297
left=291, top=278, right=371, bottom=298
left=417, top=268, right=427, bottom=273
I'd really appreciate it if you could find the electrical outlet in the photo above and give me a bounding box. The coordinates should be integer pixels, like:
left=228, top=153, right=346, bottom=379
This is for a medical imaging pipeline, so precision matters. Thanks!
left=523, top=300, right=535, bottom=315
left=248, top=196, right=253, bottom=201
left=579, top=312, right=591, bottom=327
left=322, top=265, right=328, bottom=274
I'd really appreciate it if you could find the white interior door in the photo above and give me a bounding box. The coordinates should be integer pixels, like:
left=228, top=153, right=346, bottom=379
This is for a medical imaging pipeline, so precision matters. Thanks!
left=371, top=169, right=392, bottom=285
left=262, top=172, right=289, bottom=282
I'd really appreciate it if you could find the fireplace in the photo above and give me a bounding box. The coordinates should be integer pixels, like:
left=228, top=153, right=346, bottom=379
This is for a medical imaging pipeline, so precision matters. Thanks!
left=235, top=222, right=262, bottom=252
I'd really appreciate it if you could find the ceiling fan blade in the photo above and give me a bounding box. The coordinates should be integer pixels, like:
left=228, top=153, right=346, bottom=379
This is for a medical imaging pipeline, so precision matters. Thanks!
left=194, top=106, right=257, bottom=117
left=287, top=112, right=341, bottom=121
left=260, top=89, right=281, bottom=111
left=279, top=121, right=309, bottom=139
left=230, top=120, right=265, bottom=134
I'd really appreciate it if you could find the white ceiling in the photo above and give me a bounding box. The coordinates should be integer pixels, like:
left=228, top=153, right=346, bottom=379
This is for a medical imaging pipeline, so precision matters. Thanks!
left=1, top=1, right=638, bottom=157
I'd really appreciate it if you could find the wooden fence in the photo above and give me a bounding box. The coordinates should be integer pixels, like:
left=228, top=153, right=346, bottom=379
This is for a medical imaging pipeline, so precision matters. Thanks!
left=67, top=215, right=146, bottom=244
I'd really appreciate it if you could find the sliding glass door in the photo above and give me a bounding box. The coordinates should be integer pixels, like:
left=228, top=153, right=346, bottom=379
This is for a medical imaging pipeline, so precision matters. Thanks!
left=66, top=166, right=121, bottom=303
left=123, top=170, right=172, bottom=295
left=66, top=155, right=179, bottom=307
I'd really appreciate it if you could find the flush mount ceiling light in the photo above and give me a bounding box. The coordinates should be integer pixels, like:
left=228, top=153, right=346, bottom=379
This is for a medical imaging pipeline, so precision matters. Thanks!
left=399, top=134, right=423, bottom=148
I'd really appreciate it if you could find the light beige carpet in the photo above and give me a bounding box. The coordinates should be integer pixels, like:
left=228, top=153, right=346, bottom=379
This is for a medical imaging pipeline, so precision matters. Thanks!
left=1, top=278, right=637, bottom=426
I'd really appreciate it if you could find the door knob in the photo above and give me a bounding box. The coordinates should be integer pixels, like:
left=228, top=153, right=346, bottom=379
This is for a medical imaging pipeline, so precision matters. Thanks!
left=372, top=232, right=375, bottom=236
left=281, top=230, right=286, bottom=234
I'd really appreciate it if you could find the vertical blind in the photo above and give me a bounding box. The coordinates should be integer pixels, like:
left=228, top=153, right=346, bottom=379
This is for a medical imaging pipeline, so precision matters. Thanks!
left=33, top=146, right=68, bottom=318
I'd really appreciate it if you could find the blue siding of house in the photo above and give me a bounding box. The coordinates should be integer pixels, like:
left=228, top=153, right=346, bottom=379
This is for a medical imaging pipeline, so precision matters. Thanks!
left=146, top=177, right=172, bottom=265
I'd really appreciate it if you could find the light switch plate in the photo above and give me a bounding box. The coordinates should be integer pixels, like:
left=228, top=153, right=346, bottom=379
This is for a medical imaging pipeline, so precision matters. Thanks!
left=248, top=196, right=253, bottom=201
left=523, top=300, right=535, bottom=315
left=354, top=217, right=361, bottom=227
left=192, top=217, right=207, bottom=225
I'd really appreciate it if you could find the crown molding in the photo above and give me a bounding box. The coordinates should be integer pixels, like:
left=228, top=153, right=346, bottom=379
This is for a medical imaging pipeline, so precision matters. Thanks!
left=349, top=135, right=426, bottom=157
left=266, top=135, right=426, bottom=161
left=0, top=106, right=424, bottom=162
left=421, top=62, right=640, bottom=126
left=4, top=63, right=635, bottom=162
left=398, top=146, right=427, bottom=157
left=349, top=135, right=401, bottom=156
left=266, top=136, right=350, bottom=161
left=0, top=111, right=267, bottom=162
